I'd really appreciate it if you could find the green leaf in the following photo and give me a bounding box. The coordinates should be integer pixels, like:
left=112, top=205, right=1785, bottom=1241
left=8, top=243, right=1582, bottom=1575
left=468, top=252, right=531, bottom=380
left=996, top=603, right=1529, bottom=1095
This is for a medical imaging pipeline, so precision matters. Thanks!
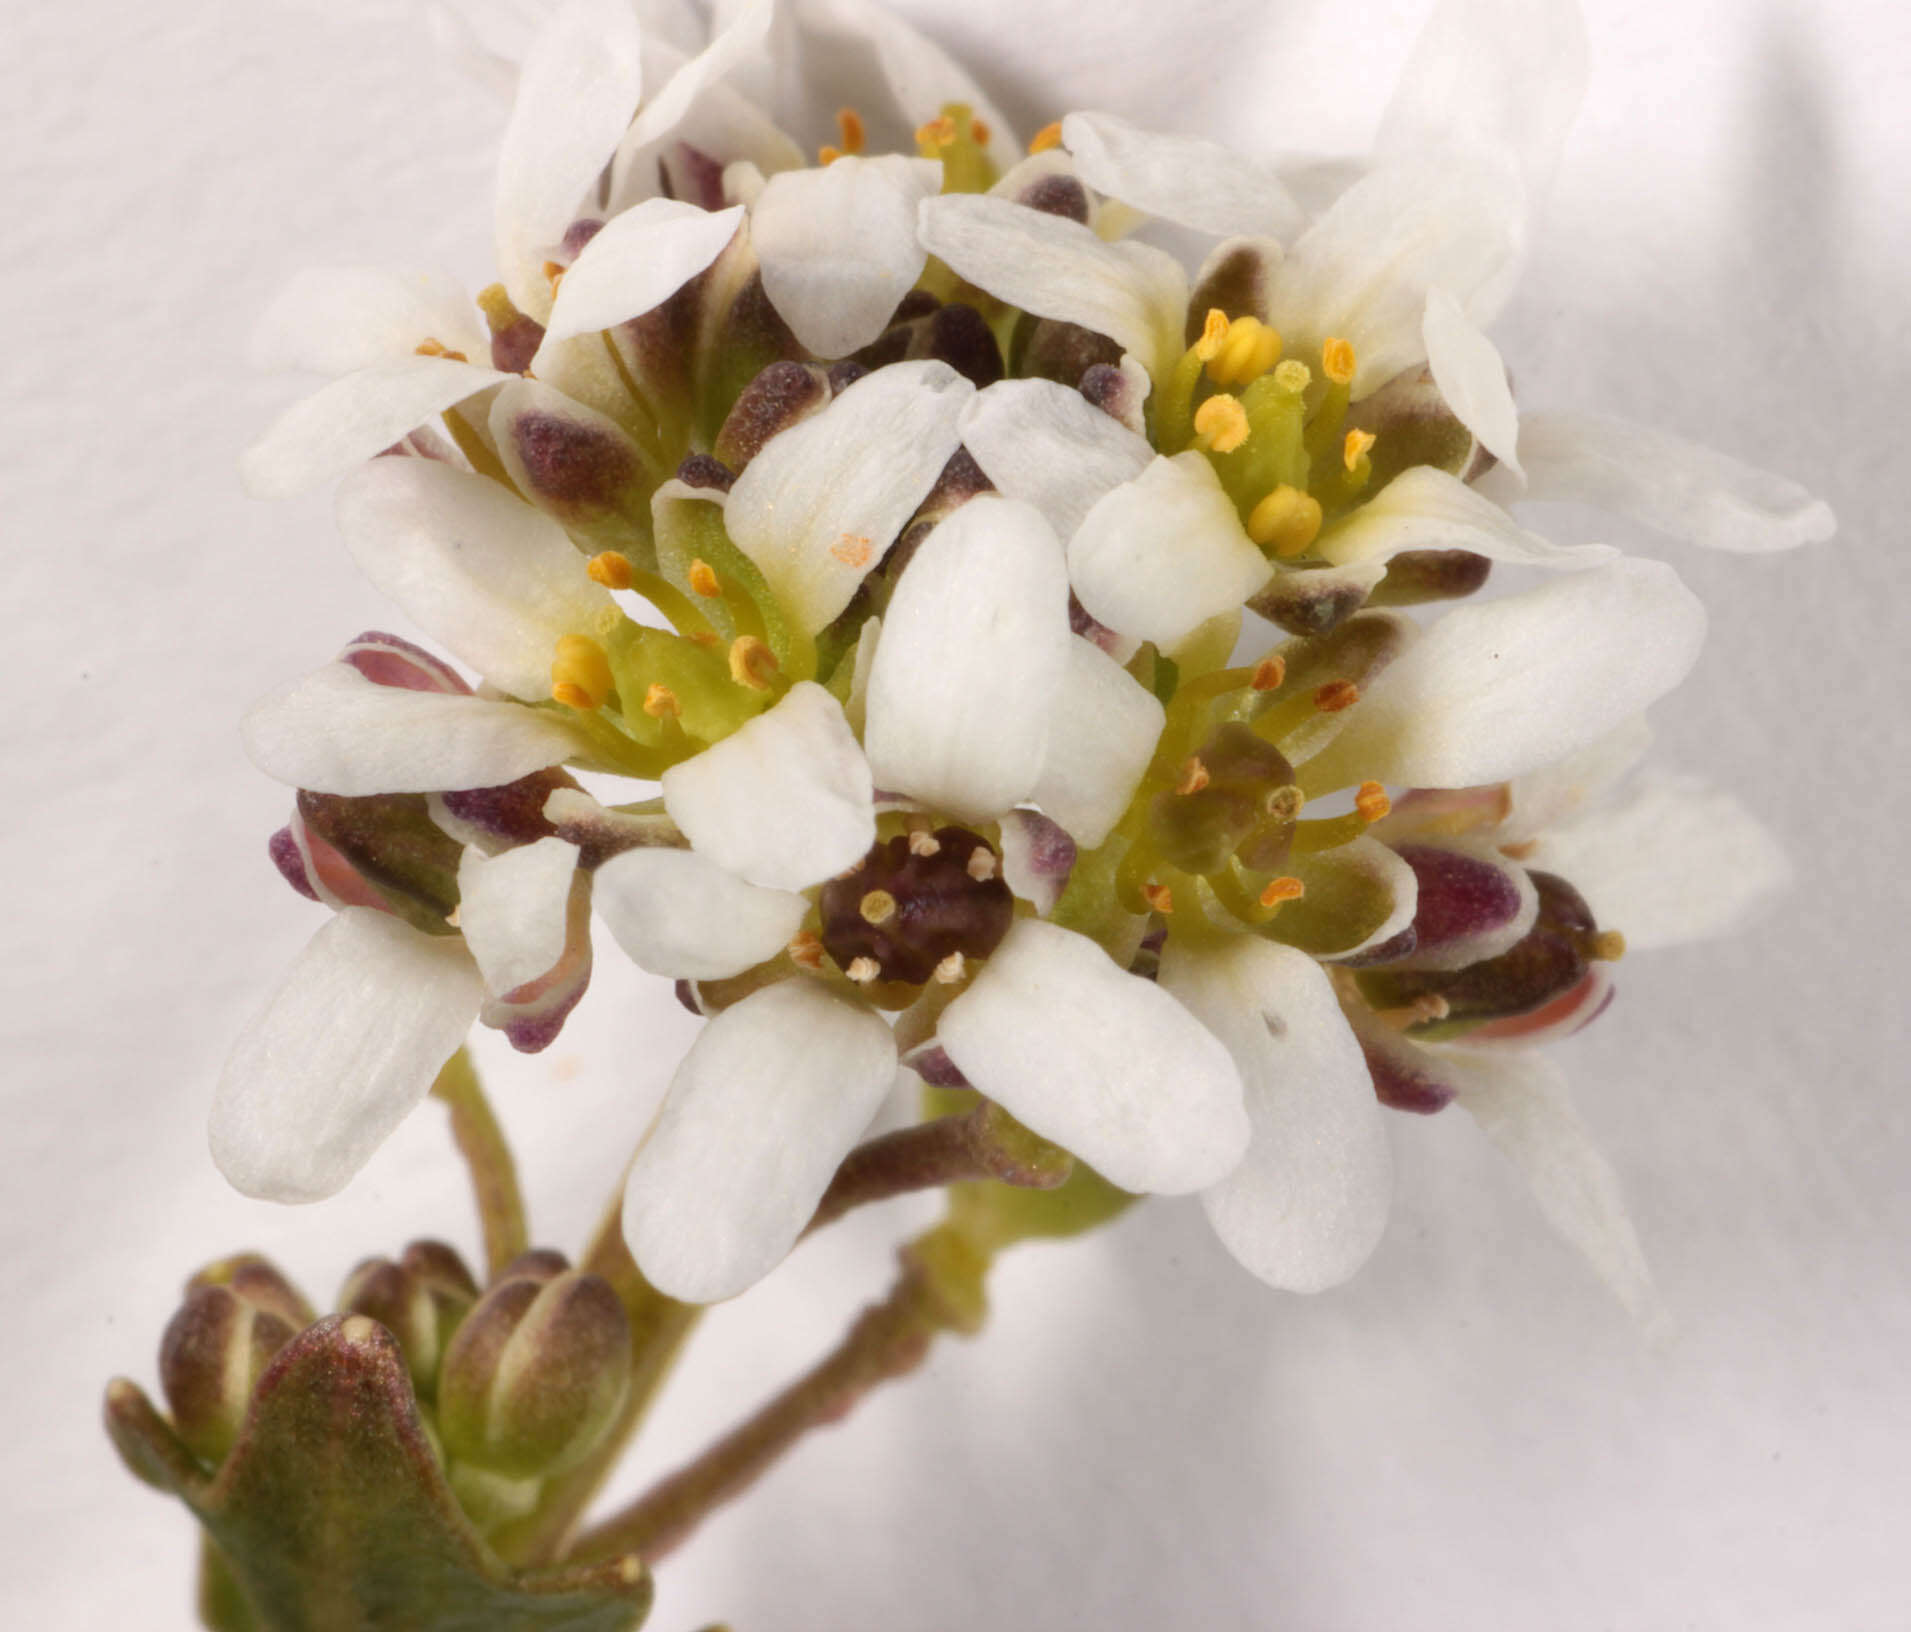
left=106, top=1317, right=651, bottom=1632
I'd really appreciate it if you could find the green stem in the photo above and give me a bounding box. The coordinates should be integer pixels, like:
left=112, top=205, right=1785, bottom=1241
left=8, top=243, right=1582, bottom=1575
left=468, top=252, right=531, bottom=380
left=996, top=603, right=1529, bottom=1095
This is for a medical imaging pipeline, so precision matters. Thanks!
left=431, top=1049, right=528, bottom=1279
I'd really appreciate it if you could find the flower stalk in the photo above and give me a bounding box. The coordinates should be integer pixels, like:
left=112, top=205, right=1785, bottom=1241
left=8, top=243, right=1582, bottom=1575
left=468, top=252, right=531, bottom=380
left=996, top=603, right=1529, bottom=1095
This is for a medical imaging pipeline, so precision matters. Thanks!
left=430, top=1048, right=529, bottom=1279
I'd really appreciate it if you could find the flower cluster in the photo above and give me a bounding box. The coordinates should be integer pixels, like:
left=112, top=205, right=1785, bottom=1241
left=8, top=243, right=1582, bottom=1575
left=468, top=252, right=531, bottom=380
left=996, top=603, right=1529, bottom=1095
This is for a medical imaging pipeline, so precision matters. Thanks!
left=217, top=0, right=1829, bottom=1317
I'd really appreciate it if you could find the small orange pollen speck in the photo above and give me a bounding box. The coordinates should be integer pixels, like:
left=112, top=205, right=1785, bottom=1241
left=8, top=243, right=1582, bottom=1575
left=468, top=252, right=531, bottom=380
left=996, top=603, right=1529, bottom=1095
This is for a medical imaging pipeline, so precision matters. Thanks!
left=836, top=108, right=866, bottom=154
left=1343, top=427, right=1377, bottom=471
left=642, top=683, right=681, bottom=719
left=413, top=337, right=467, bottom=362
left=1314, top=680, right=1359, bottom=713
left=830, top=533, right=873, bottom=568
left=729, top=636, right=778, bottom=691
left=1251, top=656, right=1286, bottom=691
left=1354, top=780, right=1391, bottom=822
left=916, top=115, right=958, bottom=148
left=970, top=117, right=991, bottom=144
left=1141, top=883, right=1175, bottom=914
left=818, top=144, right=843, bottom=165
left=1175, top=757, right=1211, bottom=796
left=689, top=630, right=721, bottom=649
left=1258, top=876, right=1305, bottom=909
left=788, top=931, right=826, bottom=970
left=688, top=559, right=722, bottom=597
left=1029, top=121, right=1064, bottom=154
left=1500, top=838, right=1539, bottom=860
left=587, top=551, right=634, bottom=589
left=1322, top=337, right=1356, bottom=386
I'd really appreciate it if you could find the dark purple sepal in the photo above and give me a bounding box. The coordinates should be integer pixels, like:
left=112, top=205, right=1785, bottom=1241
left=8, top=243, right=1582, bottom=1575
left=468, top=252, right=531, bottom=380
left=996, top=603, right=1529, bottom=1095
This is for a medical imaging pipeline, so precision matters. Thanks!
left=900, top=1041, right=973, bottom=1090
left=1391, top=843, right=1532, bottom=962
left=340, top=631, right=471, bottom=695
left=712, top=360, right=832, bottom=472
left=296, top=790, right=464, bottom=935
left=103, top=1318, right=652, bottom=1632
left=1366, top=548, right=1493, bottom=608
left=1009, top=312, right=1123, bottom=390
left=434, top=766, right=582, bottom=854
left=1184, top=236, right=1278, bottom=338
left=997, top=809, right=1078, bottom=917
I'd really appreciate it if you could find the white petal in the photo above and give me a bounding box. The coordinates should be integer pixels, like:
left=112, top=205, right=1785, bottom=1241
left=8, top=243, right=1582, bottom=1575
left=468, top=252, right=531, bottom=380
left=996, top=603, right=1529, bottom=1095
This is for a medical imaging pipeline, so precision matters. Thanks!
left=495, top=0, right=647, bottom=309
left=607, top=66, right=805, bottom=211
left=536, top=199, right=744, bottom=353
left=1422, top=286, right=1522, bottom=475
left=1061, top=110, right=1303, bottom=241
left=1376, top=0, right=1590, bottom=199
left=1501, top=716, right=1655, bottom=842
left=725, top=359, right=973, bottom=633
left=622, top=979, right=898, bottom=1301
left=456, top=837, right=580, bottom=996
left=240, top=357, right=512, bottom=499
left=1159, top=937, right=1393, bottom=1292
left=996, top=810, right=1077, bottom=917
left=1267, top=161, right=1526, bottom=398
left=937, top=920, right=1249, bottom=1194
left=917, top=193, right=1188, bottom=379
left=1302, top=560, right=1707, bottom=791
left=211, top=909, right=483, bottom=1202
left=1068, top=454, right=1272, bottom=647
left=250, top=268, right=486, bottom=375
left=662, top=681, right=875, bottom=890
left=1317, top=466, right=1607, bottom=570
left=335, top=457, right=615, bottom=700
left=624, top=0, right=774, bottom=153
left=1443, top=1047, right=1665, bottom=1328
left=864, top=495, right=1071, bottom=821
left=242, top=663, right=584, bottom=795
left=1030, top=638, right=1164, bottom=848
left=751, top=155, right=943, bottom=357
left=594, top=846, right=809, bottom=978
left=1513, top=411, right=1836, bottom=553
left=958, top=379, right=1153, bottom=541
left=1531, top=773, right=1792, bottom=952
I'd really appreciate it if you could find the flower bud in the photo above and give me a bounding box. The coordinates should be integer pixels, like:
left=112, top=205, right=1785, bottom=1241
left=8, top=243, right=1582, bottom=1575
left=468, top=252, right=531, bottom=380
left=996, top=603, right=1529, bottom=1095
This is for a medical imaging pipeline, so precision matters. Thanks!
left=491, top=380, right=650, bottom=542
left=158, top=1284, right=300, bottom=1464
left=436, top=1270, right=631, bottom=1479
left=1149, top=723, right=1296, bottom=875
left=337, top=1257, right=445, bottom=1398
left=713, top=360, right=832, bottom=472
left=294, top=790, right=463, bottom=934
left=1009, top=313, right=1123, bottom=390
left=186, top=1252, right=316, bottom=1329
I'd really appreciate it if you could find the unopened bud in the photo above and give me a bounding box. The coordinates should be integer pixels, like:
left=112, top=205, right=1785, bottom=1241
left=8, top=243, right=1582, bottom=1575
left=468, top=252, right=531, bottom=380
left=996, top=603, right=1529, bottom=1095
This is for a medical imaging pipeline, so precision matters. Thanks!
left=437, top=1269, right=631, bottom=1479
left=158, top=1285, right=299, bottom=1464
left=1149, top=723, right=1296, bottom=875
left=187, top=1252, right=315, bottom=1329
left=338, top=1257, right=444, bottom=1398
left=713, top=360, right=832, bottom=472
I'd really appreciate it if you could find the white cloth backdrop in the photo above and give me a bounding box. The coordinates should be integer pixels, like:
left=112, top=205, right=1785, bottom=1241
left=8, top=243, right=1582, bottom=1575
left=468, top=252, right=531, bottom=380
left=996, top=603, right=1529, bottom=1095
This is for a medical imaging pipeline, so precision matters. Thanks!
left=3, top=0, right=1907, bottom=1625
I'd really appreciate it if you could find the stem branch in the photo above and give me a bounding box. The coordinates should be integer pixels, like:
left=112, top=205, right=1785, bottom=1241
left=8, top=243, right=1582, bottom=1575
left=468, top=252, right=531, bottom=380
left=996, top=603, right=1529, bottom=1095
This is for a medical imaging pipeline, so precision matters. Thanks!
left=431, top=1049, right=528, bottom=1279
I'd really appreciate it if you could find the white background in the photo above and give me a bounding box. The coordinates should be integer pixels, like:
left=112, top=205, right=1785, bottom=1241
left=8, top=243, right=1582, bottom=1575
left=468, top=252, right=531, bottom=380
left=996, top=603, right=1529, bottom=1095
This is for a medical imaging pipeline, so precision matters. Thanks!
left=4, top=0, right=1908, bottom=1626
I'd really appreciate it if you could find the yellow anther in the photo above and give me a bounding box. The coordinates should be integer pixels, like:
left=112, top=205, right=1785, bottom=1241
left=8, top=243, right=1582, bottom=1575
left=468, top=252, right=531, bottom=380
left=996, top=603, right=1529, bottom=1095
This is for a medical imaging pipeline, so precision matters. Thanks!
left=1251, top=656, right=1287, bottom=691
left=1265, top=784, right=1306, bottom=821
left=933, top=951, right=967, bottom=985
left=915, top=114, right=958, bottom=148
left=1500, top=837, right=1539, bottom=860
left=642, top=682, right=681, bottom=719
left=587, top=551, right=635, bottom=590
left=818, top=145, right=843, bottom=165
left=1343, top=427, right=1377, bottom=471
left=965, top=848, right=998, bottom=882
left=970, top=117, right=991, bottom=145
left=1321, top=336, right=1356, bottom=385
left=788, top=931, right=826, bottom=970
left=1313, top=679, right=1360, bottom=713
left=1590, top=930, right=1628, bottom=962
left=859, top=889, right=898, bottom=926
left=845, top=956, right=882, bottom=984
left=1208, top=315, right=1282, bottom=387
left=1273, top=358, right=1312, bottom=393
left=836, top=108, right=866, bottom=155
left=550, top=634, right=613, bottom=710
left=728, top=635, right=778, bottom=691
left=1258, top=876, right=1306, bottom=910
left=542, top=260, right=567, bottom=294
left=1174, top=756, right=1211, bottom=796
left=907, top=829, right=943, bottom=857
left=1193, top=393, right=1251, bottom=454
left=1376, top=993, right=1451, bottom=1030
left=1246, top=485, right=1324, bottom=557
left=1194, top=308, right=1232, bottom=362
left=688, top=559, right=723, bottom=598
left=1029, top=120, right=1064, bottom=154
left=413, top=337, right=469, bottom=363
left=476, top=283, right=520, bottom=331
left=1141, top=882, right=1175, bottom=915
left=1354, top=781, right=1392, bottom=823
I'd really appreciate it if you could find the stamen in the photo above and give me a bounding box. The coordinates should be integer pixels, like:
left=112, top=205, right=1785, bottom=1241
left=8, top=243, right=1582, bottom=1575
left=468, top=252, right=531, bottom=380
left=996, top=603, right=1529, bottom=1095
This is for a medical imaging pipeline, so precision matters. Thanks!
left=788, top=931, right=826, bottom=970
left=1207, top=315, right=1282, bottom=387
left=836, top=108, right=866, bottom=155
left=908, top=829, right=943, bottom=858
left=1265, top=784, right=1306, bottom=821
left=1141, top=882, right=1175, bottom=914
left=1313, top=680, right=1359, bottom=713
left=1273, top=358, right=1312, bottom=393
left=1174, top=756, right=1211, bottom=796
left=550, top=634, right=613, bottom=710
left=728, top=635, right=778, bottom=691
left=541, top=260, right=567, bottom=295
left=1193, top=393, right=1250, bottom=454
left=818, top=145, right=842, bottom=165
left=933, top=951, right=967, bottom=985
left=915, top=114, right=958, bottom=148
left=970, top=118, right=991, bottom=145
left=1251, top=656, right=1287, bottom=691
left=1258, top=875, right=1305, bottom=909
left=1500, top=838, right=1539, bottom=860
left=1343, top=427, right=1377, bottom=471
left=965, top=848, right=998, bottom=882
left=642, top=682, right=681, bottom=719
left=1589, top=930, right=1628, bottom=962
left=1354, top=781, right=1391, bottom=823
left=688, top=559, right=723, bottom=598
left=1194, top=308, right=1231, bottom=362
left=1246, top=485, right=1323, bottom=557
left=1029, top=121, right=1063, bottom=154
left=413, top=337, right=469, bottom=363
left=845, top=956, right=882, bottom=984
left=587, top=551, right=635, bottom=590
left=1321, top=337, right=1356, bottom=386
left=859, top=889, right=898, bottom=926
left=1375, top=993, right=1450, bottom=1031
